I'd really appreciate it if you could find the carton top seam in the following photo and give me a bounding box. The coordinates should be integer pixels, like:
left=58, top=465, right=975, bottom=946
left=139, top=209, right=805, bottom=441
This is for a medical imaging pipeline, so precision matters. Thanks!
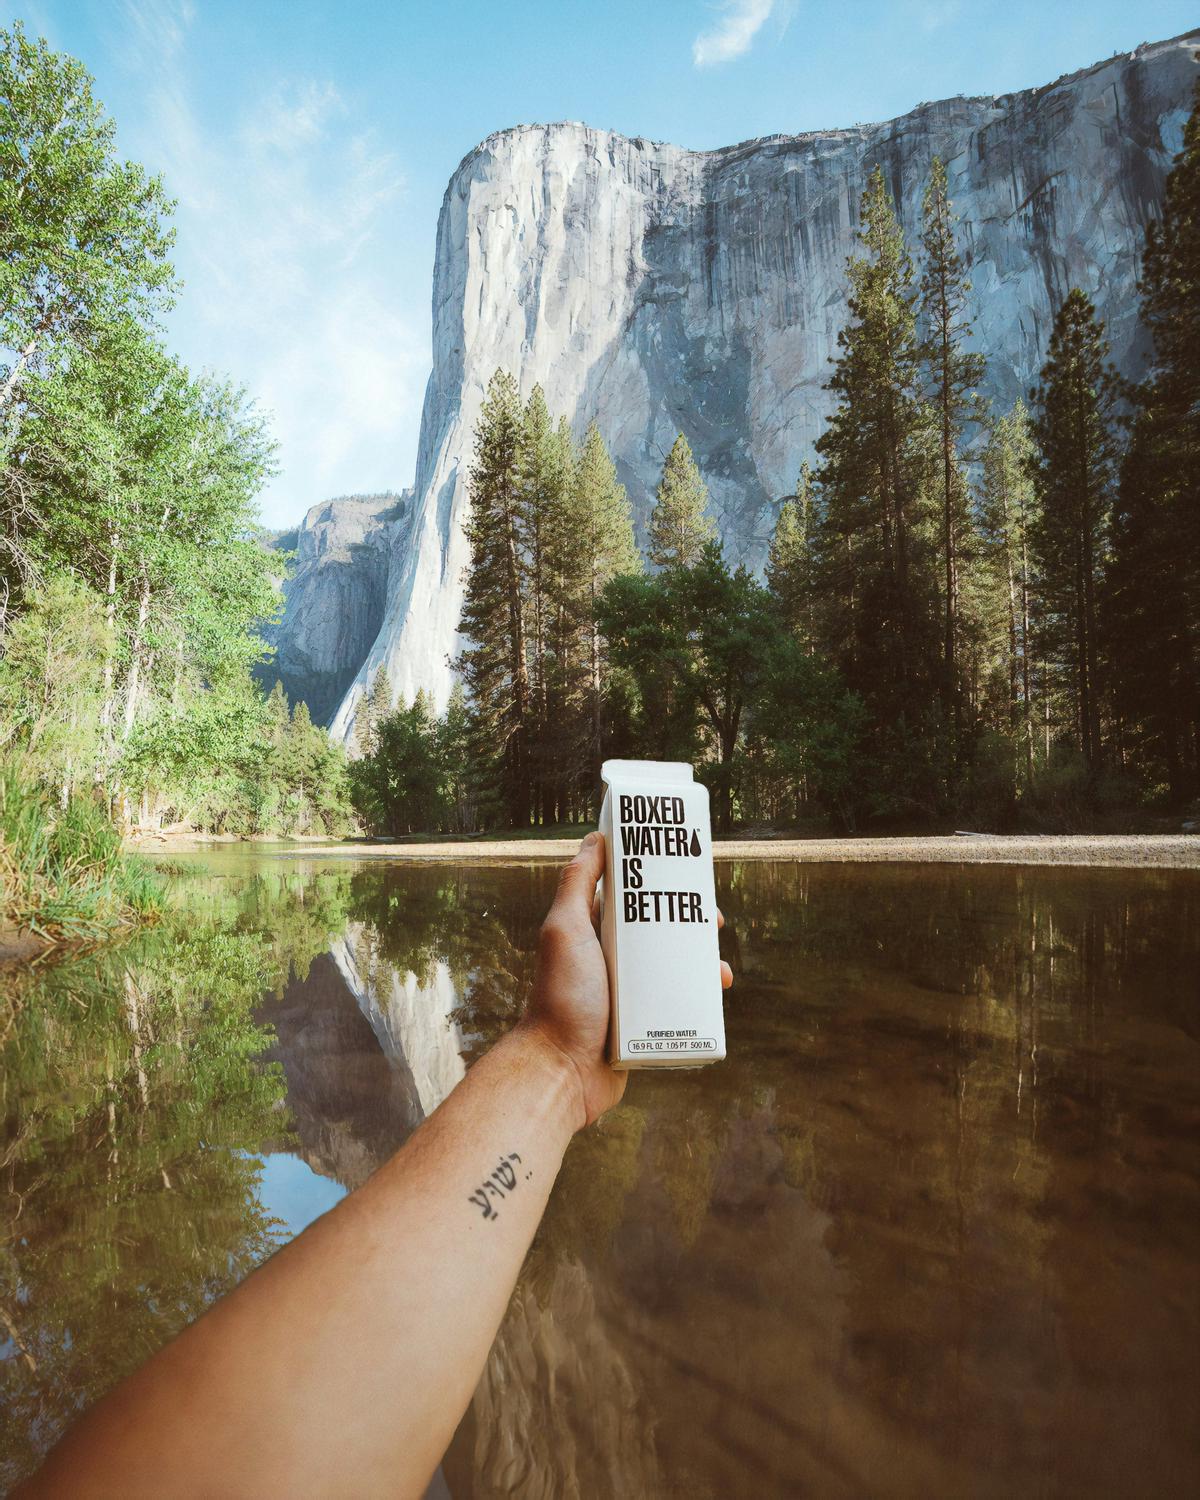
left=601, top=759, right=694, bottom=785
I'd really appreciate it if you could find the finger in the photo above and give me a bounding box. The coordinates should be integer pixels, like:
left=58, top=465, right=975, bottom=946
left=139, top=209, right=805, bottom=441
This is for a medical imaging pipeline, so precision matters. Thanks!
left=549, top=831, right=605, bottom=933
left=590, top=890, right=601, bottom=936
left=716, top=908, right=725, bottom=931
left=720, top=961, right=733, bottom=990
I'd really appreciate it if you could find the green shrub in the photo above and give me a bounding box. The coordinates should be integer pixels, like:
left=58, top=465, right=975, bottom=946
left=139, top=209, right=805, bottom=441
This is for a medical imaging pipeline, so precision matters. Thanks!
left=0, top=761, right=165, bottom=944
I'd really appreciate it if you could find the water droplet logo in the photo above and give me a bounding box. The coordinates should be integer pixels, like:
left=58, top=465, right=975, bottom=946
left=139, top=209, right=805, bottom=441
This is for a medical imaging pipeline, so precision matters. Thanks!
left=689, top=829, right=702, bottom=857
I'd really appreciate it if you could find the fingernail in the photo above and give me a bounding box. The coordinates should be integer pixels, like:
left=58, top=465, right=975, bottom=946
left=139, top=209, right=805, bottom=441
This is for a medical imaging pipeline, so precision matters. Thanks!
left=582, top=831, right=599, bottom=848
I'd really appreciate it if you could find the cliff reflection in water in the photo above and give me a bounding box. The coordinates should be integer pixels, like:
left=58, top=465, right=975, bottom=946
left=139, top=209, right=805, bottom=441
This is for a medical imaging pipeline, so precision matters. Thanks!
left=2, top=856, right=1198, bottom=1497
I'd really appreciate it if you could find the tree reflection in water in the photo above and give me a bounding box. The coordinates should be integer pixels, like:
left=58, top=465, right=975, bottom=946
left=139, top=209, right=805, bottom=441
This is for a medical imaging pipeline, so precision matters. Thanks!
left=1, top=926, right=284, bottom=1486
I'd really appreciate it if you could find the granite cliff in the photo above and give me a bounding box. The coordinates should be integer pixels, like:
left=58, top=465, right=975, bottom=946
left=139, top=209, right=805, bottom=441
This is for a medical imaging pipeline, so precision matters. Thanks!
left=261, top=490, right=410, bottom=725
left=321, top=32, right=1198, bottom=739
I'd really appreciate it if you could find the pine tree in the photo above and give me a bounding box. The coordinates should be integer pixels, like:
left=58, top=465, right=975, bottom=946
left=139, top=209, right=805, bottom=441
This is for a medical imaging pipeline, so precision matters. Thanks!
left=647, top=433, right=715, bottom=569
left=814, top=165, right=942, bottom=814
left=919, top=156, right=985, bottom=737
left=571, top=423, right=639, bottom=799
left=350, top=693, right=443, bottom=836
left=1107, top=73, right=1200, bottom=802
left=766, top=462, right=818, bottom=652
left=354, top=664, right=392, bottom=760
left=439, top=680, right=474, bottom=833
left=543, top=416, right=586, bottom=820
left=1030, top=289, right=1122, bottom=777
left=353, top=693, right=369, bottom=760
left=455, top=369, right=530, bottom=825
left=1141, top=71, right=1200, bottom=457
left=277, top=700, right=319, bottom=832
left=266, top=680, right=290, bottom=742
left=518, top=385, right=569, bottom=821
left=977, top=402, right=1039, bottom=787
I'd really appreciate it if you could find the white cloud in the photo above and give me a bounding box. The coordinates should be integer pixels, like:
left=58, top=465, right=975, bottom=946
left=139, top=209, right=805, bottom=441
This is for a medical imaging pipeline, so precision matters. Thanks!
left=692, top=0, right=776, bottom=69
left=117, top=0, right=193, bottom=69
left=106, top=0, right=426, bottom=529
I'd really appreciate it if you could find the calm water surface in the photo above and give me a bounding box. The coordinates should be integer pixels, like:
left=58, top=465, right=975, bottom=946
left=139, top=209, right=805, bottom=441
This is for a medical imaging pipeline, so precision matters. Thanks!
left=2, top=853, right=1197, bottom=1497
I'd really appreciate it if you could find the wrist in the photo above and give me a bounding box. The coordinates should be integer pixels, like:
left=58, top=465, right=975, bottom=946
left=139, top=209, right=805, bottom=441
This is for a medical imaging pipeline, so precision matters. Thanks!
left=511, top=1020, right=589, bottom=1135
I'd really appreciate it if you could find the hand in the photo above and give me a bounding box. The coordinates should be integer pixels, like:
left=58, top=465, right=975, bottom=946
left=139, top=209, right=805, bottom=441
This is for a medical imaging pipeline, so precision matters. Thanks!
left=521, top=832, right=733, bottom=1130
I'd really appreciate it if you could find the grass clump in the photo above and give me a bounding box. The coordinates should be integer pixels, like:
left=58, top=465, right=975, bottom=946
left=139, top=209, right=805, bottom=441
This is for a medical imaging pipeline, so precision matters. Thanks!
left=1, top=761, right=165, bottom=948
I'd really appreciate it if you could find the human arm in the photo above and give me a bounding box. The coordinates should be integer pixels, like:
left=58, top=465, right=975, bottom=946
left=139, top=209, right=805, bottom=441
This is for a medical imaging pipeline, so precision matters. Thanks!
left=23, top=832, right=731, bottom=1498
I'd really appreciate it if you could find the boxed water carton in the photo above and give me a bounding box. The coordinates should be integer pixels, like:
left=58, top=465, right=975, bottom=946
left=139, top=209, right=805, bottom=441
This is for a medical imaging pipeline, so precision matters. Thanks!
left=599, top=759, right=726, bottom=1069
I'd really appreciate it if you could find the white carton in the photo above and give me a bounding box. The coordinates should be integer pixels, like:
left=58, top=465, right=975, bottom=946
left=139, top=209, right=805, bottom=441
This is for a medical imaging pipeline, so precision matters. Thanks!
left=599, top=759, right=726, bottom=1069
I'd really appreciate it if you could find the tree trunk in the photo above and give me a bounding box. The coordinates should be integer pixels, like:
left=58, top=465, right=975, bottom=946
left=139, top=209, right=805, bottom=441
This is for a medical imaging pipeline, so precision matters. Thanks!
left=1020, top=534, right=1034, bottom=787
left=940, top=314, right=959, bottom=742
left=98, top=524, right=120, bottom=786
left=999, top=479, right=1020, bottom=786
left=1081, top=522, right=1100, bottom=776
left=590, top=617, right=602, bottom=799
left=0, top=340, right=38, bottom=413
left=121, top=580, right=152, bottom=740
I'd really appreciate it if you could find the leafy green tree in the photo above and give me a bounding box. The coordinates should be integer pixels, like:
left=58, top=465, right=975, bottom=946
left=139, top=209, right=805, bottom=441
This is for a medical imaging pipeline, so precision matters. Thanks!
left=0, top=27, right=360, bottom=841
left=0, top=25, right=175, bottom=626
left=919, top=156, right=984, bottom=736
left=1030, top=289, right=1123, bottom=777
left=600, top=542, right=769, bottom=832
left=742, top=631, right=866, bottom=829
left=9, top=325, right=278, bottom=820
left=0, top=23, right=174, bottom=422
left=122, top=671, right=271, bottom=831
left=350, top=692, right=444, bottom=835
left=0, top=574, right=110, bottom=802
left=1107, top=75, right=1200, bottom=802
left=647, top=433, right=715, bottom=570
left=455, top=370, right=530, bottom=825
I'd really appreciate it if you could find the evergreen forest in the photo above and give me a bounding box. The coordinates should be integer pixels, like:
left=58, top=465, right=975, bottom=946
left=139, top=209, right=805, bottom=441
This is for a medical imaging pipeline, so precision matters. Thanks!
left=353, top=78, right=1199, bottom=835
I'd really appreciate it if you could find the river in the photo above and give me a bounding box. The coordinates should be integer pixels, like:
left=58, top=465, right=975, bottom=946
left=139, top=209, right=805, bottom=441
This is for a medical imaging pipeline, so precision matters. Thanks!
left=2, top=851, right=1197, bottom=1496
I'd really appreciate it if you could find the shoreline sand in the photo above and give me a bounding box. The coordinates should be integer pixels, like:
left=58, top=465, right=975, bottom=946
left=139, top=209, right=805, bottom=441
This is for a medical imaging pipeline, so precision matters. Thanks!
left=134, top=833, right=1200, bottom=870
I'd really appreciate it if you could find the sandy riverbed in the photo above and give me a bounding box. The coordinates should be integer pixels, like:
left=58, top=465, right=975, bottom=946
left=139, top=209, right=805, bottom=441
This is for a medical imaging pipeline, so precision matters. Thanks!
left=137, top=833, right=1200, bottom=869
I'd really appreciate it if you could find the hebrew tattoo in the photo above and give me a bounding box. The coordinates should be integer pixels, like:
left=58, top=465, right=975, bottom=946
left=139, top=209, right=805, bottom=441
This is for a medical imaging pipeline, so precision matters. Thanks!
left=467, top=1152, right=532, bottom=1222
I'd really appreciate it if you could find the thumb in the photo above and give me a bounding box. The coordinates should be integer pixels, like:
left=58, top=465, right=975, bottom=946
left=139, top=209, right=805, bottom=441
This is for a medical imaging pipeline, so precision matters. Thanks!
left=551, top=831, right=605, bottom=928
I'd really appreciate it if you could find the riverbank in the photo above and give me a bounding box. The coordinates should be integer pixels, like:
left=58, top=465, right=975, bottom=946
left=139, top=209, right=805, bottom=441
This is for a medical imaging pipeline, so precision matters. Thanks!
left=132, top=832, right=1200, bottom=869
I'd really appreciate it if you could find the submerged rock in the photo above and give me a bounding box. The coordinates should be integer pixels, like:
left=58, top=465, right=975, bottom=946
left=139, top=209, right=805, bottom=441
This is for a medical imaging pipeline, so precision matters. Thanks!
left=322, top=32, right=1197, bottom=737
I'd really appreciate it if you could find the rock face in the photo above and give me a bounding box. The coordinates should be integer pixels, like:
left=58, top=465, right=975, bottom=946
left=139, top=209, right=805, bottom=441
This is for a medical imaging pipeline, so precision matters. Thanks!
left=327, top=32, right=1199, bottom=737
left=330, top=926, right=467, bottom=1115
left=261, top=491, right=410, bottom=725
left=257, top=952, right=424, bottom=1191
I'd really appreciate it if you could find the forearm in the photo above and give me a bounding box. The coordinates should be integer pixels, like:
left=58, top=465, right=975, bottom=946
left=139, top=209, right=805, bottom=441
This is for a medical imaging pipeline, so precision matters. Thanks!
left=27, top=1022, right=583, bottom=1500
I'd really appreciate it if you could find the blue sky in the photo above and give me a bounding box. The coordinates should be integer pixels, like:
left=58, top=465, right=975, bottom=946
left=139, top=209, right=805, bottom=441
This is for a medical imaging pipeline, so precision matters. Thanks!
left=13, top=0, right=1198, bottom=528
